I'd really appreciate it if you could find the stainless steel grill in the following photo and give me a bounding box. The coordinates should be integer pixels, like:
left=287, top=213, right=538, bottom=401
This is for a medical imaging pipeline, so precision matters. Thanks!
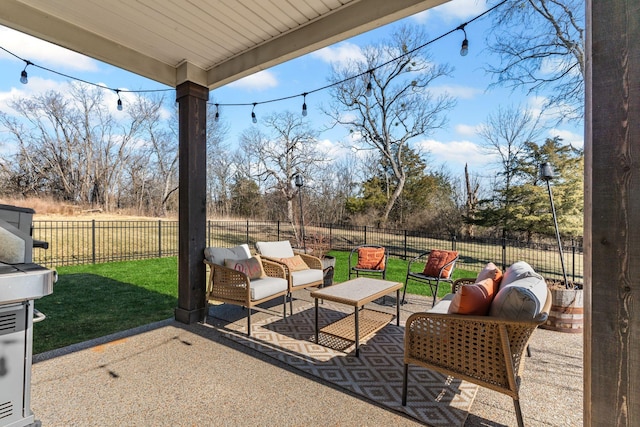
left=0, top=205, right=55, bottom=427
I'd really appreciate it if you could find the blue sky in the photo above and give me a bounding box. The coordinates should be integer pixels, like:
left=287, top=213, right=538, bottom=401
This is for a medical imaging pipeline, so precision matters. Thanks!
left=0, top=0, right=583, bottom=178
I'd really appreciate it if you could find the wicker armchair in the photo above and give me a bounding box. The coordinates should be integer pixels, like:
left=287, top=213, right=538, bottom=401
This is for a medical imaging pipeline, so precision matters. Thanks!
left=255, top=241, right=324, bottom=313
left=203, top=258, right=288, bottom=336
left=402, top=278, right=552, bottom=427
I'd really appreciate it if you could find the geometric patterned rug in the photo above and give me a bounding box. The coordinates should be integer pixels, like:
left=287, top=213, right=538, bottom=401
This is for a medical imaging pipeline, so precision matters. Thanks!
left=218, top=303, right=478, bottom=427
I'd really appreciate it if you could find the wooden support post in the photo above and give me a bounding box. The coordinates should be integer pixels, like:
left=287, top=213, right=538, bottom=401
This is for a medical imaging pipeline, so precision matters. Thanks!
left=174, top=81, right=209, bottom=324
left=585, top=1, right=640, bottom=424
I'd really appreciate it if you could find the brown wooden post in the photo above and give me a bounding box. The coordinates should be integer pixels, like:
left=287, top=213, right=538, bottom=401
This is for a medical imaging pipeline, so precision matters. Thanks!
left=174, top=81, right=208, bottom=324
left=585, top=0, right=640, bottom=425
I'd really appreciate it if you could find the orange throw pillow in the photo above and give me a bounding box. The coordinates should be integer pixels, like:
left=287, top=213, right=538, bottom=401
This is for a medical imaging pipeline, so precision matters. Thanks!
left=447, top=278, right=496, bottom=315
left=422, top=250, right=458, bottom=278
left=278, top=255, right=310, bottom=271
left=356, top=247, right=386, bottom=270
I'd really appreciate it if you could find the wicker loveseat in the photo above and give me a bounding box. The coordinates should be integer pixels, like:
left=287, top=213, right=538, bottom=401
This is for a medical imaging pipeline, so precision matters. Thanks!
left=402, top=261, right=552, bottom=427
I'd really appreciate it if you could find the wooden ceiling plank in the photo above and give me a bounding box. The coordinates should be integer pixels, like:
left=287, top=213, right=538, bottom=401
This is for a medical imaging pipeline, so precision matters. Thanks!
left=0, top=0, right=177, bottom=86
left=207, top=0, right=447, bottom=88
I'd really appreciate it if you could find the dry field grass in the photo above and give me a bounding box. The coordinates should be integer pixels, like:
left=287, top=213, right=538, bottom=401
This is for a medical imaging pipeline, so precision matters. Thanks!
left=2, top=197, right=582, bottom=281
left=1, top=196, right=176, bottom=221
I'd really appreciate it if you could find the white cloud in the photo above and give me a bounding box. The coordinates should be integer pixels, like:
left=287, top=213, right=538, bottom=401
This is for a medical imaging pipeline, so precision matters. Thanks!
left=455, top=123, right=480, bottom=137
left=0, top=77, right=71, bottom=114
left=227, top=70, right=278, bottom=91
left=416, top=138, right=496, bottom=170
left=549, top=128, right=584, bottom=148
left=430, top=84, right=482, bottom=99
left=316, top=138, right=353, bottom=159
left=412, top=0, right=488, bottom=23
left=0, top=26, right=98, bottom=72
left=311, top=42, right=365, bottom=67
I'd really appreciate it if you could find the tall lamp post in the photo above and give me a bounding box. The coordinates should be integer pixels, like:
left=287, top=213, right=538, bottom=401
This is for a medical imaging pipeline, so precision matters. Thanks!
left=539, top=162, right=570, bottom=289
left=294, top=173, right=306, bottom=252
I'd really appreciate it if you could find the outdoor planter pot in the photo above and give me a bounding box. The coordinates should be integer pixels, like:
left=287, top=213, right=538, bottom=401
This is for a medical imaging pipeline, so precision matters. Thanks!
left=540, top=281, right=584, bottom=333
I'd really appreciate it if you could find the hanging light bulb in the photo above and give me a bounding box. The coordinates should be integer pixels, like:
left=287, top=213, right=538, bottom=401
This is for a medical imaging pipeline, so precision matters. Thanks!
left=251, top=103, right=257, bottom=124
left=302, top=93, right=308, bottom=117
left=214, top=104, right=220, bottom=122
left=116, top=90, right=123, bottom=111
left=460, top=38, right=469, bottom=56
left=20, top=61, right=32, bottom=84
left=459, top=25, right=469, bottom=57
left=365, top=71, right=373, bottom=97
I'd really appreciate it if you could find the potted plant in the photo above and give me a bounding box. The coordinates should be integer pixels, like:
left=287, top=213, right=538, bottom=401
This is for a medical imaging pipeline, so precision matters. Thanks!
left=306, top=232, right=335, bottom=286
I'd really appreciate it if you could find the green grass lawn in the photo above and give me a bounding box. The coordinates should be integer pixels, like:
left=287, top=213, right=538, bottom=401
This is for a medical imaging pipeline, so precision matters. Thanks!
left=33, top=257, right=179, bottom=354
left=327, top=250, right=476, bottom=296
left=33, top=252, right=478, bottom=354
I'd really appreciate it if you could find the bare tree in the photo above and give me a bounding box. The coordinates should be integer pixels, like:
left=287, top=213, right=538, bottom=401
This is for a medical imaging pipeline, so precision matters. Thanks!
left=464, top=163, right=480, bottom=237
left=325, top=24, right=455, bottom=225
left=476, top=105, right=542, bottom=234
left=129, top=95, right=179, bottom=216
left=306, top=154, right=360, bottom=224
left=205, top=105, right=232, bottom=217
left=486, top=0, right=584, bottom=121
left=240, top=111, right=324, bottom=245
left=0, top=83, right=161, bottom=212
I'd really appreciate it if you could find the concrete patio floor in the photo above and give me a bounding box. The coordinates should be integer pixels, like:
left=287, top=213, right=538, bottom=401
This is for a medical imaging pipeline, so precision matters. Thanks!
left=31, top=291, right=583, bottom=426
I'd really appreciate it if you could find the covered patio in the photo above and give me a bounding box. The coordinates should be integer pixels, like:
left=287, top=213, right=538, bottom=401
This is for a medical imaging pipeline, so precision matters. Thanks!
left=1, top=0, right=638, bottom=425
left=31, top=291, right=582, bottom=426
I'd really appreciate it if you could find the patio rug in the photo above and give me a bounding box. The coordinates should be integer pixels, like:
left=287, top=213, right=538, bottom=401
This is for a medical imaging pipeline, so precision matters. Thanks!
left=215, top=303, right=478, bottom=427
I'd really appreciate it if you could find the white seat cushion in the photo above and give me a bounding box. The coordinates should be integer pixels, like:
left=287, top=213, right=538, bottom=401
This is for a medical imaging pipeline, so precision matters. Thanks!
left=204, top=244, right=251, bottom=266
left=428, top=293, right=455, bottom=314
left=291, top=268, right=323, bottom=287
left=250, top=276, right=288, bottom=300
left=256, top=241, right=295, bottom=258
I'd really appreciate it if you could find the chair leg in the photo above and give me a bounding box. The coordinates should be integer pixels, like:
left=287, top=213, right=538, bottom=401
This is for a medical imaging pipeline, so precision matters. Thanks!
left=401, top=364, right=409, bottom=406
left=246, top=308, right=252, bottom=336
left=202, top=302, right=209, bottom=325
left=513, top=398, right=525, bottom=427
left=401, top=279, right=409, bottom=305
left=288, top=291, right=294, bottom=315
left=283, top=294, right=287, bottom=318
left=526, top=344, right=531, bottom=357
left=431, top=279, right=441, bottom=307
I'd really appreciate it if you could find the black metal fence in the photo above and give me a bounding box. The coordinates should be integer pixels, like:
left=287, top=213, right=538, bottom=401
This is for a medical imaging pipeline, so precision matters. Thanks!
left=32, top=219, right=583, bottom=283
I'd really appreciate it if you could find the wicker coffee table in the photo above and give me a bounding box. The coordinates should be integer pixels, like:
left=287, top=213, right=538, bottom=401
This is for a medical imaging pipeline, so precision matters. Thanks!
left=310, top=277, right=402, bottom=357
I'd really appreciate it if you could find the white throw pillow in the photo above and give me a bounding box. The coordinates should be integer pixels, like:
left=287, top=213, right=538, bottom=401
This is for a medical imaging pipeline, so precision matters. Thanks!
left=500, top=261, right=543, bottom=287
left=204, top=244, right=251, bottom=266
left=255, top=241, right=295, bottom=258
left=489, top=261, right=548, bottom=320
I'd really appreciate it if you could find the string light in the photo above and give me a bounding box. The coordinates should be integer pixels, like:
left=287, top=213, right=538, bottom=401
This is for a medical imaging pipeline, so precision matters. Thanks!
left=458, top=24, right=469, bottom=56
left=20, top=60, right=32, bottom=84
left=115, top=89, right=123, bottom=111
left=365, top=71, right=373, bottom=97
left=0, top=0, right=505, bottom=117
left=302, top=93, right=308, bottom=116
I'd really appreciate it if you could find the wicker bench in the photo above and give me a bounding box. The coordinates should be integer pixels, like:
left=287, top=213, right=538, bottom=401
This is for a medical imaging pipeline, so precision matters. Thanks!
left=402, top=274, right=552, bottom=427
